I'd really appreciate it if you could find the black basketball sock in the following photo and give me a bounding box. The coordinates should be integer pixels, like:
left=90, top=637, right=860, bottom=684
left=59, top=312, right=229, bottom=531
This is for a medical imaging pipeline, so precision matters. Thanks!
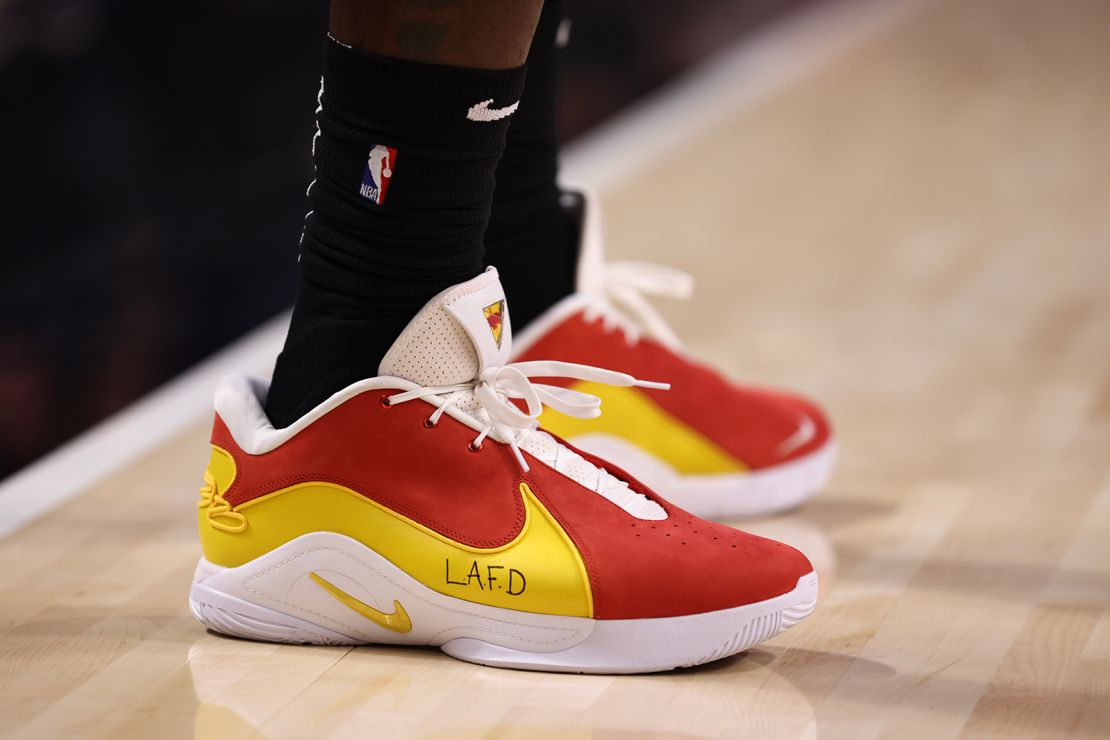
left=266, top=37, right=526, bottom=428
left=483, top=0, right=578, bottom=331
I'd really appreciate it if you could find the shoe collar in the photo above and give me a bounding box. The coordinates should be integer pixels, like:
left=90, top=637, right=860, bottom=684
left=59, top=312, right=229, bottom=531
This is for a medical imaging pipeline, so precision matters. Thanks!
left=563, top=185, right=609, bottom=301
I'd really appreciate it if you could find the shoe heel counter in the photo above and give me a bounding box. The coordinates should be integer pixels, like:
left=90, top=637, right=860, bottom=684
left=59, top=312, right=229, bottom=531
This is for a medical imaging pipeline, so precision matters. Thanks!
left=197, top=414, right=247, bottom=565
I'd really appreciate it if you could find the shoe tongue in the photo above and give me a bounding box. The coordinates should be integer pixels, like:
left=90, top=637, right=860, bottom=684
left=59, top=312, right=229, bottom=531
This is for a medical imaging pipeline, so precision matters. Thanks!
left=378, top=267, right=512, bottom=386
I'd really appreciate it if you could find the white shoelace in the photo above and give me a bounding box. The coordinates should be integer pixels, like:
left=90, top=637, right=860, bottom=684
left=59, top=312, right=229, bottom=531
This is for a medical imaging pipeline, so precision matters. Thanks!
left=385, top=360, right=667, bottom=473
left=581, top=261, right=694, bottom=350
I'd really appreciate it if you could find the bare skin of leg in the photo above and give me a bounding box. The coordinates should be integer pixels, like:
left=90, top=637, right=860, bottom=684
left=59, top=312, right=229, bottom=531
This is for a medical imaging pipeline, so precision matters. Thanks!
left=330, top=0, right=544, bottom=69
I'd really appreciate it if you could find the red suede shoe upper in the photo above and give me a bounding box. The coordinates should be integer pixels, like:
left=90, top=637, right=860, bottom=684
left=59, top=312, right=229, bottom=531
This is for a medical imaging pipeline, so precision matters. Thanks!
left=517, top=311, right=832, bottom=469
left=524, top=436, right=813, bottom=619
left=213, top=390, right=528, bottom=549
left=212, top=387, right=813, bottom=619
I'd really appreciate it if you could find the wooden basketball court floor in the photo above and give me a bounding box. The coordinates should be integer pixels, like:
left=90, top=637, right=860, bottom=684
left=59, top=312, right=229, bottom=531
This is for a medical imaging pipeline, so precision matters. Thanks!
left=2, top=0, right=1108, bottom=737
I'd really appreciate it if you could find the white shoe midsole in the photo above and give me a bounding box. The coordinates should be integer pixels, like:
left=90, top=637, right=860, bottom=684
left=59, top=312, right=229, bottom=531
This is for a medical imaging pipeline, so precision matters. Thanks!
left=191, top=531, right=594, bottom=651
left=189, top=532, right=817, bottom=673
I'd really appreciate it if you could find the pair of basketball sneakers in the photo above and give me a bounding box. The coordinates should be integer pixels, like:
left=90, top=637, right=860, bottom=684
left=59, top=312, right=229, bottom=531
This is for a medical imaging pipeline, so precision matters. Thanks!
left=189, top=191, right=835, bottom=673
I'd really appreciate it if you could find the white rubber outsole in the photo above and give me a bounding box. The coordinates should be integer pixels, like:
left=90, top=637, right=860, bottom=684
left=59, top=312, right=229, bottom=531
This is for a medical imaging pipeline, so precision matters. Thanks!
left=562, top=436, right=838, bottom=521
left=189, top=532, right=817, bottom=674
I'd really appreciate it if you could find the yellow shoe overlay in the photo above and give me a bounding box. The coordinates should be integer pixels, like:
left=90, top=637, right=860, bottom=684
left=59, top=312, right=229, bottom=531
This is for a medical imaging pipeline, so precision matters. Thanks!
left=198, top=446, right=593, bottom=618
left=308, top=572, right=413, bottom=633
left=537, top=382, right=746, bottom=475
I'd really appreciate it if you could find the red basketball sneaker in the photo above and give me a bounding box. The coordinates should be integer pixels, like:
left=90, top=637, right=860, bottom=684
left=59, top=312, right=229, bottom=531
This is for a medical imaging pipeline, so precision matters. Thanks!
left=512, top=190, right=836, bottom=520
left=189, top=268, right=817, bottom=673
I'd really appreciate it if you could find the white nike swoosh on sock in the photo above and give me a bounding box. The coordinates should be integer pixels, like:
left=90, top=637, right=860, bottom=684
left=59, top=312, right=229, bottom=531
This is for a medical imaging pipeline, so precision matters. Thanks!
left=777, top=414, right=817, bottom=457
left=467, top=99, right=520, bottom=122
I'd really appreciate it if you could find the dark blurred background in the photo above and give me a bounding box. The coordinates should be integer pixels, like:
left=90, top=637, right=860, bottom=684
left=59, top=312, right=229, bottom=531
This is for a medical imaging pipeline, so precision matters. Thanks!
left=0, top=0, right=810, bottom=478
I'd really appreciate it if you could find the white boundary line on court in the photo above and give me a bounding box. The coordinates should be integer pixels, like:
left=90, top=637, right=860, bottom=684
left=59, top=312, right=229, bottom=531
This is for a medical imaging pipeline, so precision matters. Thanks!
left=0, top=313, right=291, bottom=538
left=0, top=0, right=934, bottom=539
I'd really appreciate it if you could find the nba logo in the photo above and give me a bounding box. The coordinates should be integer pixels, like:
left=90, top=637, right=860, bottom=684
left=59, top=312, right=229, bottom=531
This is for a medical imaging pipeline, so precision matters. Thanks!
left=359, top=144, right=397, bottom=205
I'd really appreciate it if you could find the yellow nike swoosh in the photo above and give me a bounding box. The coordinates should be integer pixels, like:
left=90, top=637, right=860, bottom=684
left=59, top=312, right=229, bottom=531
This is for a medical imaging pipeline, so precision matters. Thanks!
left=538, top=382, right=746, bottom=474
left=308, top=572, right=413, bottom=633
left=200, top=449, right=594, bottom=617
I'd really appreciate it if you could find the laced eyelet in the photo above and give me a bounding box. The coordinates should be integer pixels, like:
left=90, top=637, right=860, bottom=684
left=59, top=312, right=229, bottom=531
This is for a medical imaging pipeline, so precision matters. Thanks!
left=468, top=442, right=482, bottom=453
left=380, top=395, right=393, bottom=408
left=423, top=418, right=437, bottom=429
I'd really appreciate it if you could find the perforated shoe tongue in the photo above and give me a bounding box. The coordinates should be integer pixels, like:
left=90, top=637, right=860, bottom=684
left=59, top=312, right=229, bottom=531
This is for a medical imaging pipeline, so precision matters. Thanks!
left=378, top=267, right=512, bottom=386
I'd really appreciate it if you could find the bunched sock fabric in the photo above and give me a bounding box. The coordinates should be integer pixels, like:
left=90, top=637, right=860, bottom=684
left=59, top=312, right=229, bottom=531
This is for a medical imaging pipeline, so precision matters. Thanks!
left=266, top=36, right=526, bottom=428
left=483, top=0, right=579, bottom=331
